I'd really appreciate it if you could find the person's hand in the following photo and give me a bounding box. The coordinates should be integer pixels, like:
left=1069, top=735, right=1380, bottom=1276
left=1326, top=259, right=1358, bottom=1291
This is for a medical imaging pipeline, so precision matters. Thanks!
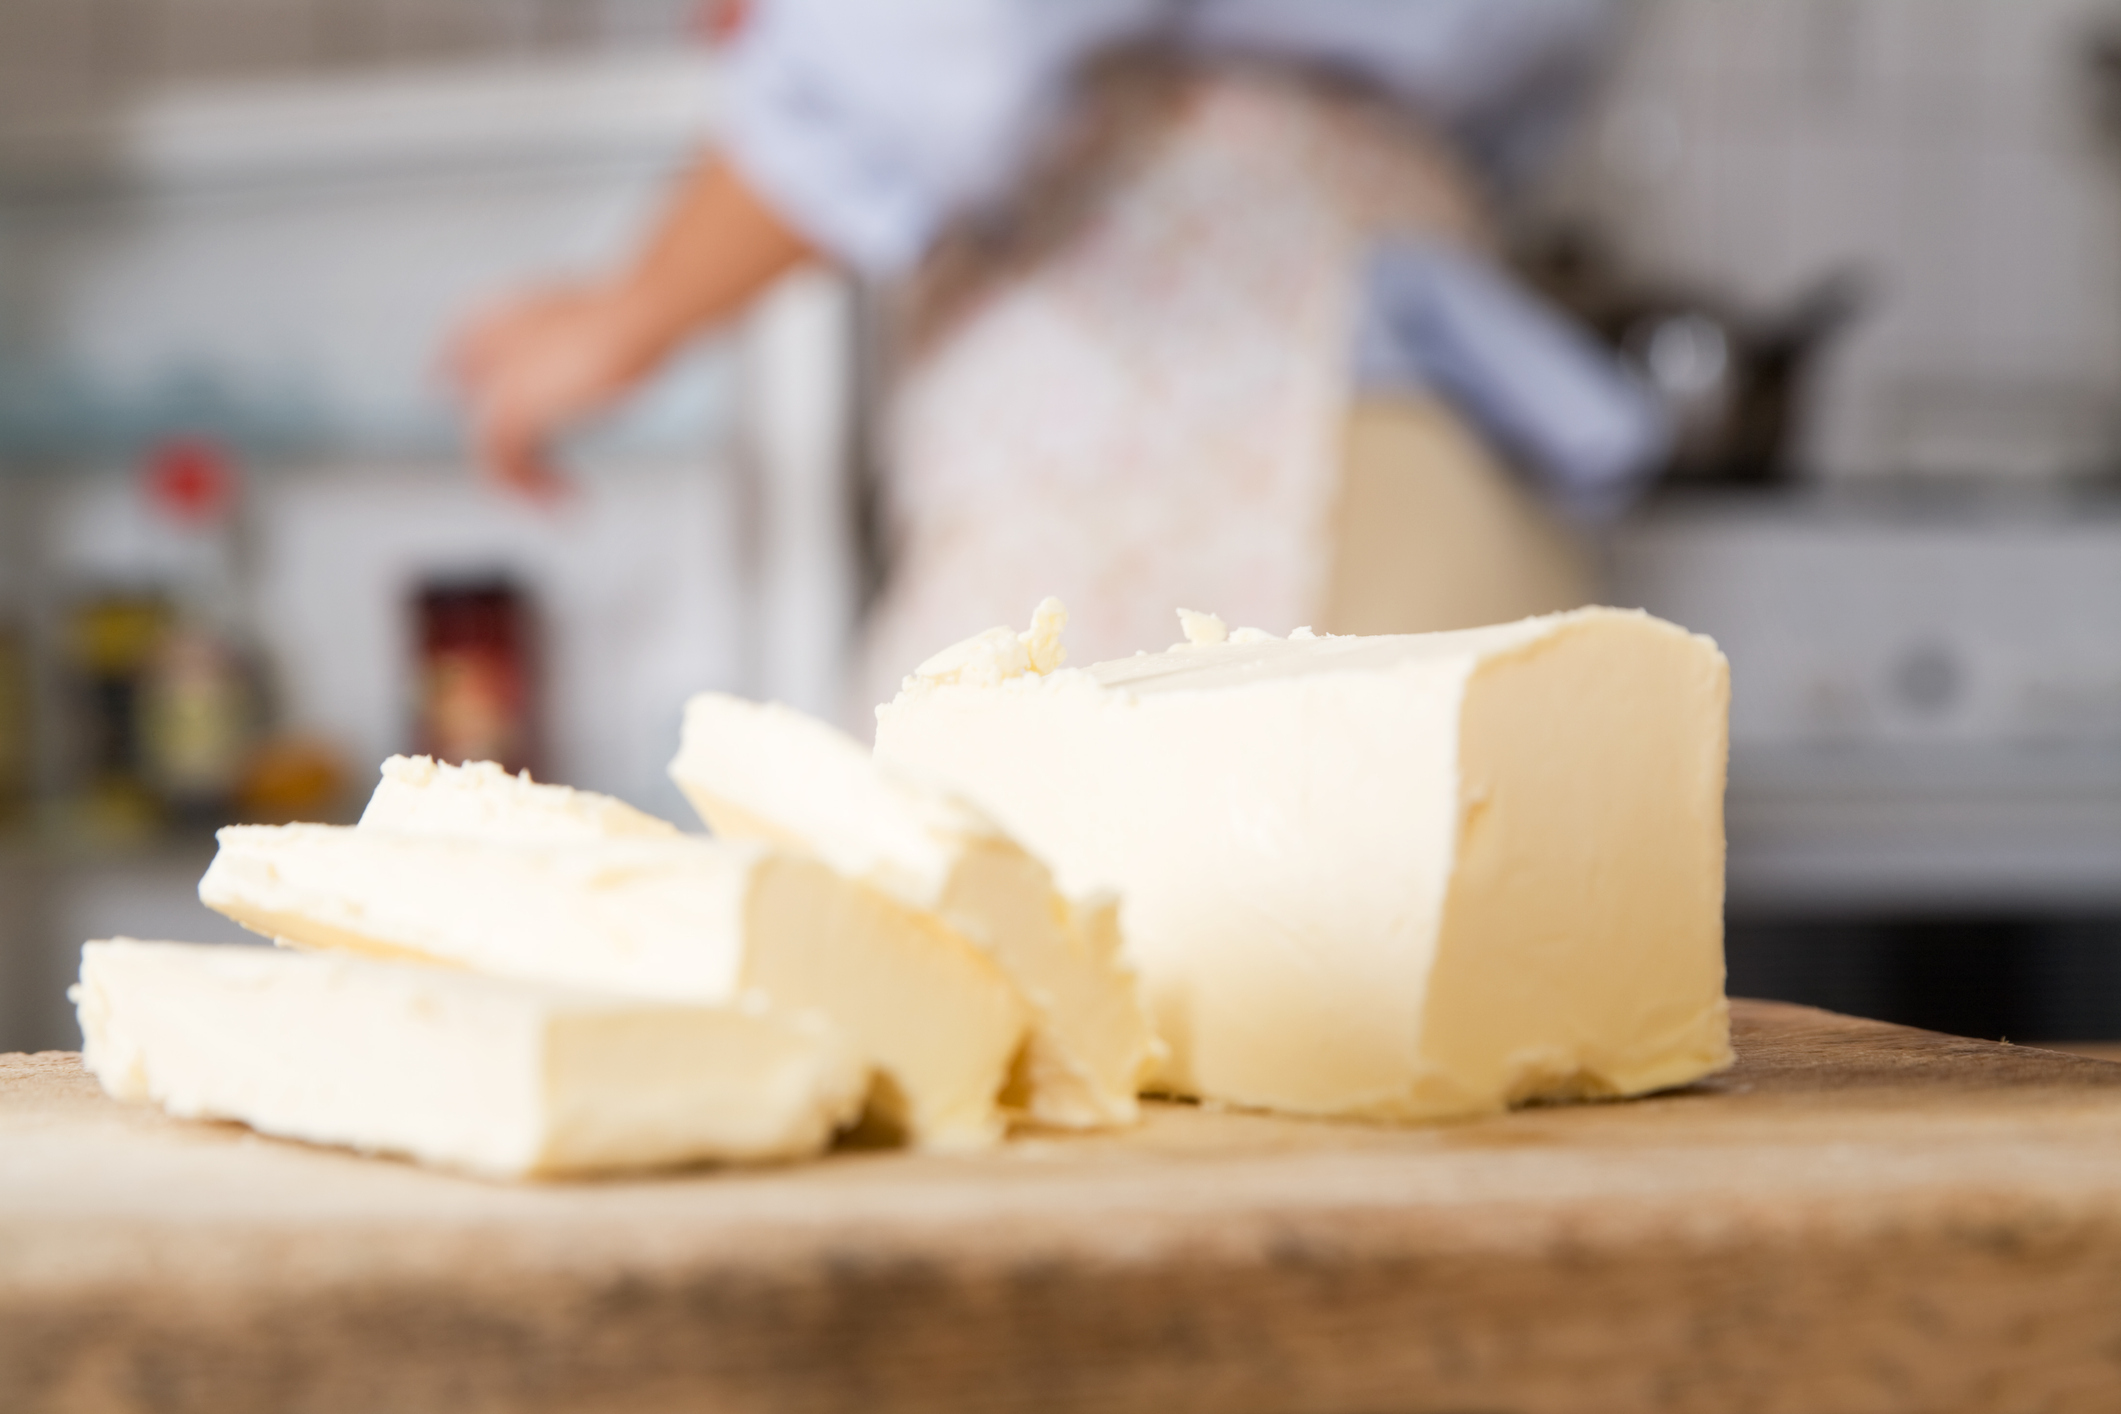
left=446, top=155, right=818, bottom=498
left=447, top=282, right=668, bottom=500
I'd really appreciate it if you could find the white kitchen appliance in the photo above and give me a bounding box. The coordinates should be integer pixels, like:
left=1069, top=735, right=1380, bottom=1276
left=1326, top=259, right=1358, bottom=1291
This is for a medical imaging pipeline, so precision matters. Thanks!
left=1612, top=490, right=2121, bottom=913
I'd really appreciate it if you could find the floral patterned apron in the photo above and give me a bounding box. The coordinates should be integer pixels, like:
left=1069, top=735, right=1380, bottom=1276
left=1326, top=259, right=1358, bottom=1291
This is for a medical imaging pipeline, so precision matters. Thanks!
left=854, top=63, right=1507, bottom=718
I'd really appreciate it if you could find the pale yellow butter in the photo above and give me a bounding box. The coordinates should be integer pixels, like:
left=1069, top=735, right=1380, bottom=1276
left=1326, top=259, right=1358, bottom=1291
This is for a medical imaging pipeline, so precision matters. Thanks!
left=198, top=827, right=1025, bottom=1149
left=875, top=604, right=1734, bottom=1122
left=670, top=690, right=1160, bottom=1130
left=73, top=939, right=866, bottom=1177
left=359, top=755, right=681, bottom=841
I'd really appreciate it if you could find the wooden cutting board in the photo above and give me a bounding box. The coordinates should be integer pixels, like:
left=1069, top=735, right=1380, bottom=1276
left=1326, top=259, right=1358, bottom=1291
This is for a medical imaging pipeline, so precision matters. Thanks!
left=6, top=999, right=2121, bottom=1414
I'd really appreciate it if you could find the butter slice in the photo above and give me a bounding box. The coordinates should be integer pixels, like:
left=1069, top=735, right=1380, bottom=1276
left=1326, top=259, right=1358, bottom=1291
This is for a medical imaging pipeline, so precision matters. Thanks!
left=359, top=755, right=681, bottom=840
left=669, top=692, right=1160, bottom=1129
left=73, top=939, right=865, bottom=1177
left=199, top=827, right=1024, bottom=1149
left=876, top=605, right=1733, bottom=1122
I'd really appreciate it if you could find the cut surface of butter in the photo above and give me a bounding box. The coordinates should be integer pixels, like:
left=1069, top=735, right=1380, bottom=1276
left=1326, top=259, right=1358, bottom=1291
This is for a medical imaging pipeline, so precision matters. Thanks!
left=198, top=827, right=1024, bottom=1149
left=359, top=755, right=680, bottom=841
left=73, top=939, right=865, bottom=1177
left=875, top=605, right=1733, bottom=1122
left=670, top=691, right=1160, bottom=1129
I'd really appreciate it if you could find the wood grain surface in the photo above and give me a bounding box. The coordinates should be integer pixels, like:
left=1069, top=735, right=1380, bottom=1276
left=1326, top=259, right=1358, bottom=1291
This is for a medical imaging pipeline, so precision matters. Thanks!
left=6, top=999, right=2121, bottom=1414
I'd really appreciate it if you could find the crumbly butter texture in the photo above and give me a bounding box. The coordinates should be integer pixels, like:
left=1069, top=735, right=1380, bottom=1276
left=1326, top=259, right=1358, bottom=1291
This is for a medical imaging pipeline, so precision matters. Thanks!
left=359, top=755, right=680, bottom=840
left=198, top=827, right=1025, bottom=1149
left=73, top=939, right=865, bottom=1177
left=906, top=595, right=1069, bottom=690
left=876, top=604, right=1734, bottom=1122
left=670, top=690, right=1160, bottom=1129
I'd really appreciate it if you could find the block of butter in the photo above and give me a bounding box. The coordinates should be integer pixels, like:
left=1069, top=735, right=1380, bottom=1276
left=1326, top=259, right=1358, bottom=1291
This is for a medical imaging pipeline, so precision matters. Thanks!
left=73, top=939, right=866, bottom=1177
left=875, top=603, right=1734, bottom=1122
left=199, top=828, right=1025, bottom=1149
left=359, top=755, right=681, bottom=840
left=670, top=686, right=1161, bottom=1129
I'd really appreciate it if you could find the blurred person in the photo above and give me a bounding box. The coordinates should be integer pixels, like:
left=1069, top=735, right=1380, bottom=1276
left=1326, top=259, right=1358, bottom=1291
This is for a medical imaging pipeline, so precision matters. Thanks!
left=450, top=0, right=1666, bottom=719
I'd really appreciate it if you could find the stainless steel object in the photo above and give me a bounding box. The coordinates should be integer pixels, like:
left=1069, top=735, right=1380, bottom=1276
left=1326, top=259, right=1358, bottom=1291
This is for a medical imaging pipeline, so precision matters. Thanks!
left=1611, top=487, right=2121, bottom=913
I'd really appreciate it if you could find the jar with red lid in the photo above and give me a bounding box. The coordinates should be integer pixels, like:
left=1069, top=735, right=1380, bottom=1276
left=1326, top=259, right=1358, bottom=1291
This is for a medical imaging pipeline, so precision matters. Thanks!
left=413, top=578, right=539, bottom=777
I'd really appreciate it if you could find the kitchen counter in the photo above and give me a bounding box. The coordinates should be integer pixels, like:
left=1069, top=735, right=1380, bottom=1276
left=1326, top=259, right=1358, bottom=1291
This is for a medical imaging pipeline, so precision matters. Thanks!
left=6, top=1000, right=2121, bottom=1413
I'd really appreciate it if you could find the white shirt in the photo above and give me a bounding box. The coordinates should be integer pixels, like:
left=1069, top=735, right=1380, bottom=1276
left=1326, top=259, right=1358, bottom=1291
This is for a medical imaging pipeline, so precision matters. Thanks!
left=723, top=0, right=1659, bottom=511
left=724, top=0, right=1612, bottom=274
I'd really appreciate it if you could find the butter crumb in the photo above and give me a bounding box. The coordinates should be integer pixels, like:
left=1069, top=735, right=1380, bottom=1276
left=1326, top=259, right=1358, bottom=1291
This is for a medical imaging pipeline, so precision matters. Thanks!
left=909, top=597, right=1071, bottom=689
left=1176, top=609, right=1228, bottom=647
left=1229, top=627, right=1277, bottom=645
left=1021, top=596, right=1068, bottom=674
left=1290, top=626, right=1317, bottom=640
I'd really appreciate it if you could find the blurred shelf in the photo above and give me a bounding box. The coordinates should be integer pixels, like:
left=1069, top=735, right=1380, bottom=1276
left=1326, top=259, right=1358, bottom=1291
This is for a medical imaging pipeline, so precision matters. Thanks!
left=0, top=55, right=743, bottom=469
left=0, top=52, right=722, bottom=197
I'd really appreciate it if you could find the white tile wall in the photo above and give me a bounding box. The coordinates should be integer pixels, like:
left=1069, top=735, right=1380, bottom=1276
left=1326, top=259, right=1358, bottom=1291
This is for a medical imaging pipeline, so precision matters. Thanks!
left=1551, top=0, right=2121, bottom=480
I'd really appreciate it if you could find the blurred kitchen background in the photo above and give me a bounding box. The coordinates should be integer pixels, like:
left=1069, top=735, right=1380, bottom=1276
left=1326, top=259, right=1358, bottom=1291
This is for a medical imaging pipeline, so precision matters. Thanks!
left=2, top=0, right=2118, bottom=1054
